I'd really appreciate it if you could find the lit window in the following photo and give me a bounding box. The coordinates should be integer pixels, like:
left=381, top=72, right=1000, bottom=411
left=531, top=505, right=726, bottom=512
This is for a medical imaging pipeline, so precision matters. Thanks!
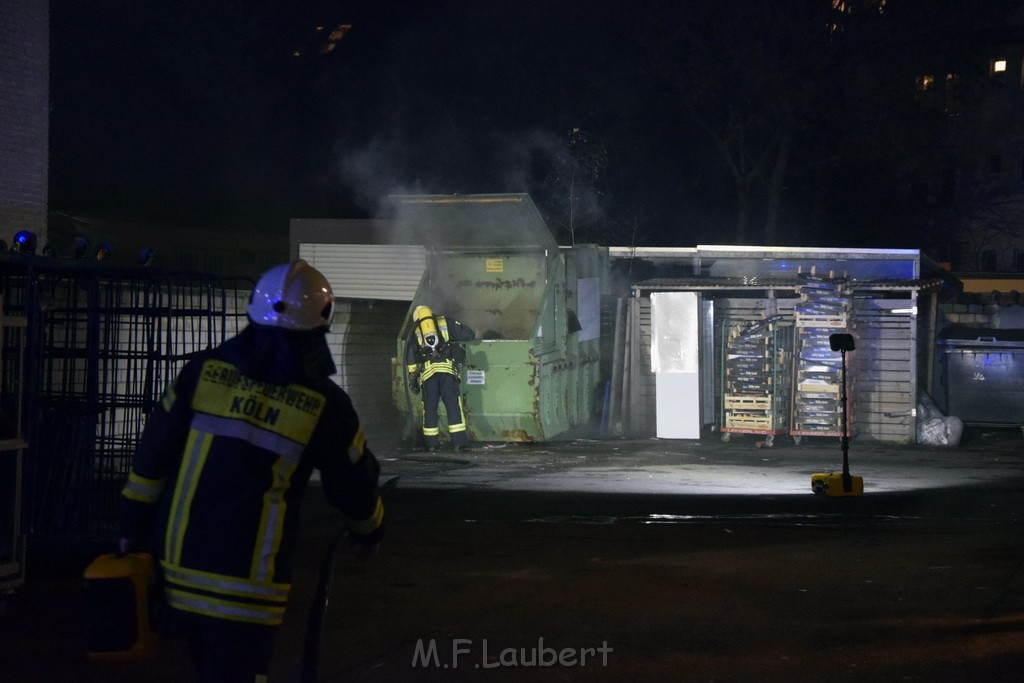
left=916, top=75, right=934, bottom=91
left=993, top=59, right=1007, bottom=74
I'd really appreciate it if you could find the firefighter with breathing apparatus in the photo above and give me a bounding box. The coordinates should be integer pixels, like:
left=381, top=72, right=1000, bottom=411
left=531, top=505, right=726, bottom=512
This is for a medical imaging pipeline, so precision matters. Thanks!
left=404, top=304, right=476, bottom=452
left=117, top=259, right=384, bottom=681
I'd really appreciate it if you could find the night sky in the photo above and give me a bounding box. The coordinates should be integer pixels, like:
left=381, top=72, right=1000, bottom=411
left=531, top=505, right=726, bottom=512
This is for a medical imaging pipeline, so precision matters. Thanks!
left=47, top=1, right=1012, bottom=248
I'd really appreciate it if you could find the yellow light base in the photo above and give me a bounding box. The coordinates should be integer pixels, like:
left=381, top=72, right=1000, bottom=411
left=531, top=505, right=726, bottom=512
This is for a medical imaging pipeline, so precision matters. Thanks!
left=84, top=552, right=158, bottom=661
left=811, top=471, right=864, bottom=497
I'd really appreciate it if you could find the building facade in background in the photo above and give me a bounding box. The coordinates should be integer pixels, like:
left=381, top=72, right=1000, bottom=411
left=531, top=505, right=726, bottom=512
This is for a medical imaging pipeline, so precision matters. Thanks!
left=0, top=0, right=49, bottom=249
left=911, top=9, right=1024, bottom=273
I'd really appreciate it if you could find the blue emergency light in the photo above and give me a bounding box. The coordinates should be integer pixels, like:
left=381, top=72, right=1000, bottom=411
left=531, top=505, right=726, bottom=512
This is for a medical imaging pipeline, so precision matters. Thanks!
left=13, top=230, right=37, bottom=253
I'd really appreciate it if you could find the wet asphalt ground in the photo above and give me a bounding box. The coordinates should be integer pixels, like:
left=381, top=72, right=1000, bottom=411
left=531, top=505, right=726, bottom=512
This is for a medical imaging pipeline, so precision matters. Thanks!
left=2, top=427, right=1022, bottom=681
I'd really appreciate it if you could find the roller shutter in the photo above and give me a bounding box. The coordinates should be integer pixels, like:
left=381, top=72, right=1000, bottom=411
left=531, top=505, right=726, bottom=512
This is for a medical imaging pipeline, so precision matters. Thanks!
left=299, top=243, right=426, bottom=301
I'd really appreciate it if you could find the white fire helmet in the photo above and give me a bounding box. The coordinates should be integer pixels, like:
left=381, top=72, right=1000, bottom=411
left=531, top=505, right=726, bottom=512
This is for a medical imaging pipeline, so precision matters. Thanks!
left=248, top=260, right=335, bottom=330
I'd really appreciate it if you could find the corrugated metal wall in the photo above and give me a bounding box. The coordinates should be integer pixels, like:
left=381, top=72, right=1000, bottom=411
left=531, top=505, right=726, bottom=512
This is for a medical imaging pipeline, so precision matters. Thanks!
left=298, top=243, right=420, bottom=437
left=325, top=299, right=407, bottom=436
left=628, top=297, right=654, bottom=436
left=853, top=295, right=918, bottom=444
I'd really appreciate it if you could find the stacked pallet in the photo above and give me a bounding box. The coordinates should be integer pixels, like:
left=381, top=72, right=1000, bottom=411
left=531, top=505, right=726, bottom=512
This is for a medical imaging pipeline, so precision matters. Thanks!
left=721, top=315, right=793, bottom=445
left=791, top=270, right=857, bottom=439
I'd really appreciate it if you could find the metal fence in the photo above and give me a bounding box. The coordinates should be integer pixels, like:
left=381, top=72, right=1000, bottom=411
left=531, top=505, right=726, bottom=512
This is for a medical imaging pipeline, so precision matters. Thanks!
left=1, top=258, right=252, bottom=543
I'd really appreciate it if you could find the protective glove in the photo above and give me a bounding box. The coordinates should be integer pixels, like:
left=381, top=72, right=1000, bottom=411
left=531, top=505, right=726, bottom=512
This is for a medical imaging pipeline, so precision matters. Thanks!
left=409, top=377, right=420, bottom=395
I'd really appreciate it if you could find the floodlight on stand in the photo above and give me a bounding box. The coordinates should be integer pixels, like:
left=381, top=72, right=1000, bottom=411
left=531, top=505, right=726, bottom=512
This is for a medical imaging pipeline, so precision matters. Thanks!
left=12, top=230, right=37, bottom=253
left=810, top=333, right=864, bottom=497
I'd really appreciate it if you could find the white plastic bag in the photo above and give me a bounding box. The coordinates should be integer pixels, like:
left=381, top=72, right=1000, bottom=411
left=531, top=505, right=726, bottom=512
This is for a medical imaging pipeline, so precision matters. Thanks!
left=916, top=415, right=963, bottom=446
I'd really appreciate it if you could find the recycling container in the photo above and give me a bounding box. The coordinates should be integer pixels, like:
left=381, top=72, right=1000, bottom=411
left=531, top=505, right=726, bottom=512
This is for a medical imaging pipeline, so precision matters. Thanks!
left=935, top=327, right=1024, bottom=426
left=390, top=194, right=608, bottom=442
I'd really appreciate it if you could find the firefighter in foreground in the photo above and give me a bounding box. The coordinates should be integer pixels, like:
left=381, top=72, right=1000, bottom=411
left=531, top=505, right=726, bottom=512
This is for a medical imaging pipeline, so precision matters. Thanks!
left=405, top=304, right=476, bottom=452
left=118, top=260, right=384, bottom=682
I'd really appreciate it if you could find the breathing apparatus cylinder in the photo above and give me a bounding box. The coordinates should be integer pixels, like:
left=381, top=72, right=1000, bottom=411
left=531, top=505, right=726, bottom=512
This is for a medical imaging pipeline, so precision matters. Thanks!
left=83, top=552, right=158, bottom=661
left=413, top=305, right=439, bottom=349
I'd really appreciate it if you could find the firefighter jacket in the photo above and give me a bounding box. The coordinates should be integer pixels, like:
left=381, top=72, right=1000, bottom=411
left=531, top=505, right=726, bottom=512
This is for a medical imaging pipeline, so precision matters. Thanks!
left=119, top=325, right=383, bottom=626
left=404, top=314, right=475, bottom=383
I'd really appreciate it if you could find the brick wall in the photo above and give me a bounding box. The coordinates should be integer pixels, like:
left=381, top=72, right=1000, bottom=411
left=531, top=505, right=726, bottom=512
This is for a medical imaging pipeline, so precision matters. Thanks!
left=938, top=302, right=1024, bottom=330
left=0, top=0, right=49, bottom=248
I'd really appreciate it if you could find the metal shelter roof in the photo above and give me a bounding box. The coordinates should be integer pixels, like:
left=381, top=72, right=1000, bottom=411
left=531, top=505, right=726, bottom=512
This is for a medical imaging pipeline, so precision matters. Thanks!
left=619, top=245, right=943, bottom=296
left=631, top=276, right=946, bottom=295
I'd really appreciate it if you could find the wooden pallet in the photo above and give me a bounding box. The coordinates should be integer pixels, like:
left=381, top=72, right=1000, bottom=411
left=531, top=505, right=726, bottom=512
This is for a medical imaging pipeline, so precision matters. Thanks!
left=795, top=313, right=848, bottom=329
left=725, top=414, right=776, bottom=430
left=724, top=395, right=772, bottom=410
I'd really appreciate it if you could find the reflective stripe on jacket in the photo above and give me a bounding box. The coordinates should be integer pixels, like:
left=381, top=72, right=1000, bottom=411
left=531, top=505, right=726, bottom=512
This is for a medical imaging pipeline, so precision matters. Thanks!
left=120, top=333, right=383, bottom=626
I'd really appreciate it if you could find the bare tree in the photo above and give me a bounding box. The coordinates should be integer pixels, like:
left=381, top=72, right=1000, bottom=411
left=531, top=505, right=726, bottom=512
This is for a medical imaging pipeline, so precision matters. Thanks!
left=665, top=2, right=874, bottom=244
left=538, top=127, right=612, bottom=245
